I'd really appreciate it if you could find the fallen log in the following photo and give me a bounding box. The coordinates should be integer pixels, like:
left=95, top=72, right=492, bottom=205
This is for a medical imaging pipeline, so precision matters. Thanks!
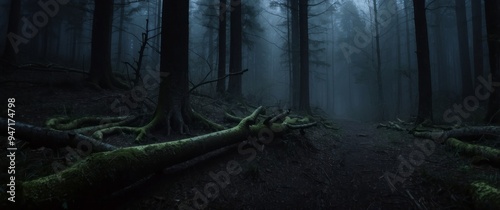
left=445, top=138, right=500, bottom=166
left=470, top=181, right=500, bottom=209
left=413, top=126, right=500, bottom=143
left=4, top=107, right=315, bottom=209
left=0, top=117, right=116, bottom=152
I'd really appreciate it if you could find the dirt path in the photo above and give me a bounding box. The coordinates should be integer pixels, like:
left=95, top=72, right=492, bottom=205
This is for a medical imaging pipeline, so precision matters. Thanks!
left=108, top=119, right=473, bottom=210
left=0, top=85, right=482, bottom=209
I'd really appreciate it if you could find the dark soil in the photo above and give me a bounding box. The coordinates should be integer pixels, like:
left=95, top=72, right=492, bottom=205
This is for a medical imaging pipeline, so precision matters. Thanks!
left=0, top=79, right=499, bottom=210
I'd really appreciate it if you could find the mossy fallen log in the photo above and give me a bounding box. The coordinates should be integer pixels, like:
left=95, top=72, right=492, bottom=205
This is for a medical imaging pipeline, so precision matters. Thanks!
left=6, top=107, right=315, bottom=209
left=445, top=138, right=500, bottom=166
left=0, top=117, right=116, bottom=152
left=470, top=181, right=500, bottom=209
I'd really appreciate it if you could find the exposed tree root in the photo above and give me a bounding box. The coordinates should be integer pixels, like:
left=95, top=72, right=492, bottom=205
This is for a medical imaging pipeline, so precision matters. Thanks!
left=225, top=111, right=244, bottom=123
left=413, top=126, right=500, bottom=143
left=191, top=109, right=225, bottom=131
left=0, top=118, right=116, bottom=152
left=8, top=106, right=316, bottom=209
left=470, top=181, right=500, bottom=209
left=377, top=121, right=409, bottom=131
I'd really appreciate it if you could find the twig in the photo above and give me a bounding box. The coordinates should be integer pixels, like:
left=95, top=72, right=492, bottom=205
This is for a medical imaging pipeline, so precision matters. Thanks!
left=189, top=69, right=249, bottom=93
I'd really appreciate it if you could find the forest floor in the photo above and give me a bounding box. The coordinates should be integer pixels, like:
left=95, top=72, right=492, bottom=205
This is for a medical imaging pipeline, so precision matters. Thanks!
left=0, top=75, right=499, bottom=210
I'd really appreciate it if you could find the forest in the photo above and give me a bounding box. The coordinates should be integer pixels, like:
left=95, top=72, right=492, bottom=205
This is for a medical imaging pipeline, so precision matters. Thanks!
left=0, top=0, right=499, bottom=209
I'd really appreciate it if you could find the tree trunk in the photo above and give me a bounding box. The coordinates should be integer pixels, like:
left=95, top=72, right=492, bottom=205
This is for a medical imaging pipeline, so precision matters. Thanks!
left=216, top=0, right=227, bottom=93
left=412, top=0, right=433, bottom=123
left=227, top=0, right=243, bottom=97
left=405, top=0, right=414, bottom=115
left=291, top=0, right=300, bottom=109
left=484, top=0, right=500, bottom=124
left=155, top=0, right=191, bottom=134
left=471, top=0, right=484, bottom=81
left=115, top=0, right=125, bottom=71
left=2, top=0, right=21, bottom=65
left=396, top=0, right=402, bottom=117
left=455, top=0, right=473, bottom=97
left=298, top=0, right=310, bottom=112
left=89, top=0, right=116, bottom=89
left=373, top=0, right=385, bottom=120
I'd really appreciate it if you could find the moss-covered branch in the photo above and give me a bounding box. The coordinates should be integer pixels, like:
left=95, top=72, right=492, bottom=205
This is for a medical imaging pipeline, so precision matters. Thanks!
left=470, top=181, right=500, bottom=209
left=445, top=138, right=500, bottom=166
left=0, top=117, right=116, bottom=152
left=12, top=106, right=317, bottom=209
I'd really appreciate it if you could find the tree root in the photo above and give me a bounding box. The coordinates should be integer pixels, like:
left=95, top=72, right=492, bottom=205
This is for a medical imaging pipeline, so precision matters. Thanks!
left=10, top=106, right=317, bottom=209
left=224, top=111, right=244, bottom=122
left=191, top=109, right=225, bottom=131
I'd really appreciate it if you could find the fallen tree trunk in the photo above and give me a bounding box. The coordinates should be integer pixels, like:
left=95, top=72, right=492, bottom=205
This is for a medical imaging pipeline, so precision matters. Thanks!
left=413, top=126, right=500, bottom=143
left=470, top=181, right=500, bottom=209
left=445, top=138, right=500, bottom=166
left=0, top=117, right=116, bottom=152
left=7, top=107, right=314, bottom=209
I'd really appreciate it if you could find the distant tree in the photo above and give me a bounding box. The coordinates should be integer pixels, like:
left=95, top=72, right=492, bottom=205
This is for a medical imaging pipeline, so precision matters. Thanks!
left=471, top=0, right=483, bottom=81
left=216, top=0, right=227, bottom=93
left=88, top=0, right=129, bottom=89
left=298, top=0, right=310, bottom=112
left=227, top=0, right=243, bottom=97
left=372, top=0, right=385, bottom=120
left=1, top=0, right=21, bottom=66
left=89, top=0, right=116, bottom=88
left=455, top=0, right=473, bottom=97
left=412, top=0, right=433, bottom=123
left=483, top=0, right=500, bottom=124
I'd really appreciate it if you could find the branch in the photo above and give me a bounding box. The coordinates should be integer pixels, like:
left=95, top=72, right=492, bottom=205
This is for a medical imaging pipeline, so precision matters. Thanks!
left=189, top=69, right=249, bottom=93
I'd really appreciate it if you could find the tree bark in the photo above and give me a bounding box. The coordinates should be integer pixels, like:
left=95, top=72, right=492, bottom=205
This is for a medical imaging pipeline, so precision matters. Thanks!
left=156, top=0, right=191, bottom=134
left=2, top=0, right=21, bottom=65
left=412, top=0, right=433, bottom=123
left=227, top=0, right=243, bottom=97
left=471, top=0, right=484, bottom=81
left=89, top=0, right=116, bottom=88
left=298, top=0, right=310, bottom=112
left=455, top=0, right=473, bottom=97
left=484, top=0, right=500, bottom=124
left=216, top=0, right=227, bottom=93
left=373, top=0, right=385, bottom=120
left=291, top=0, right=300, bottom=109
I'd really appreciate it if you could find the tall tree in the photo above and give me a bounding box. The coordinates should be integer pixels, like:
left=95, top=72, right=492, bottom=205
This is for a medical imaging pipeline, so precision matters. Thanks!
left=89, top=0, right=118, bottom=89
left=298, top=0, right=310, bottom=112
left=455, top=0, right=473, bottom=97
left=290, top=0, right=300, bottom=108
left=404, top=0, right=415, bottom=114
left=216, top=0, right=227, bottom=93
left=155, top=0, right=191, bottom=133
left=484, top=0, right=500, bottom=124
left=2, top=0, right=21, bottom=66
left=471, top=0, right=483, bottom=81
left=227, top=0, right=243, bottom=97
left=412, top=0, right=433, bottom=123
left=372, top=0, right=385, bottom=120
